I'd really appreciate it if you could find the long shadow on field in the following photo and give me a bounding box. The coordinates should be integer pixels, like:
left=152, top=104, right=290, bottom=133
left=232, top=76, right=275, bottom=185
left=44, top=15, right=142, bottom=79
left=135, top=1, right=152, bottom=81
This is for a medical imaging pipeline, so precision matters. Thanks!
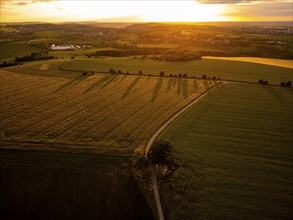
left=151, top=78, right=163, bottom=102
left=54, top=76, right=85, bottom=92
left=203, top=80, right=210, bottom=90
left=173, top=78, right=177, bottom=88
left=100, top=74, right=120, bottom=89
left=83, top=74, right=117, bottom=94
left=262, top=86, right=288, bottom=105
left=183, top=79, right=188, bottom=98
left=193, top=79, right=199, bottom=91
left=122, top=77, right=140, bottom=99
left=177, top=78, right=182, bottom=96
left=166, top=78, right=173, bottom=92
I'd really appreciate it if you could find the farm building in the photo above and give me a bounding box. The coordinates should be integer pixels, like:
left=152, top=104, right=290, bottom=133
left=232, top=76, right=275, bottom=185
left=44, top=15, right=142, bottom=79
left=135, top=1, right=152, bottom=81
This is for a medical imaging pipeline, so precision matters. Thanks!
left=50, top=44, right=75, bottom=51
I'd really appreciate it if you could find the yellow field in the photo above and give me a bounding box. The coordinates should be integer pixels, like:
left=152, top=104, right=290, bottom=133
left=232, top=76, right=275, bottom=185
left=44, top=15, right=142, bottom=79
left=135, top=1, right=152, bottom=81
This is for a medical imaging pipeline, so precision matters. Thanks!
left=0, top=70, right=216, bottom=155
left=204, top=56, right=293, bottom=68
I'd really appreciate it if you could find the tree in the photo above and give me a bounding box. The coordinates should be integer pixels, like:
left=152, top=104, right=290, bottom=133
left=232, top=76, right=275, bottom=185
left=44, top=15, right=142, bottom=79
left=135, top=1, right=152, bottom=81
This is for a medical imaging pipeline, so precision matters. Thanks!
left=202, top=74, right=207, bottom=79
left=147, top=140, right=174, bottom=165
left=286, top=81, right=292, bottom=87
left=280, top=82, right=286, bottom=87
left=139, top=70, right=143, bottom=75
left=263, top=80, right=268, bottom=85
left=183, top=73, right=187, bottom=78
left=178, top=73, right=182, bottom=78
left=109, top=68, right=114, bottom=74
left=258, top=79, right=264, bottom=84
left=169, top=74, right=173, bottom=77
left=160, top=71, right=165, bottom=77
left=117, top=70, right=122, bottom=74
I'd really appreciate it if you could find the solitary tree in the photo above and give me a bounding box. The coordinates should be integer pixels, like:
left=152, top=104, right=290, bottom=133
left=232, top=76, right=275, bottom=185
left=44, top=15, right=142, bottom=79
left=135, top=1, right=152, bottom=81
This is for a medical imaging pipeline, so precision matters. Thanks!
left=160, top=71, right=165, bottom=77
left=280, top=82, right=286, bottom=87
left=202, top=74, right=207, bottom=79
left=139, top=70, right=143, bottom=75
left=286, top=81, right=292, bottom=87
left=147, top=140, right=174, bottom=165
left=117, top=70, right=122, bottom=74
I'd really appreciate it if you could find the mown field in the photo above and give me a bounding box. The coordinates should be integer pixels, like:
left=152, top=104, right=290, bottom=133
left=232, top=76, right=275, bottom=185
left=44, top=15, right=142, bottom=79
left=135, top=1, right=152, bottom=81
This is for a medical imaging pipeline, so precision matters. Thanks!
left=0, top=150, right=154, bottom=220
left=159, top=83, right=293, bottom=219
left=0, top=65, right=216, bottom=155
left=60, top=58, right=292, bottom=84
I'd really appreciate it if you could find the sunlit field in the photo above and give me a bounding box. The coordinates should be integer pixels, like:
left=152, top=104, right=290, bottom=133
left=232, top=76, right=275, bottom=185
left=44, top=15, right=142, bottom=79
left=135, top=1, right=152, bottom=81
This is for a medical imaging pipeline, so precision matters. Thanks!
left=0, top=65, right=216, bottom=155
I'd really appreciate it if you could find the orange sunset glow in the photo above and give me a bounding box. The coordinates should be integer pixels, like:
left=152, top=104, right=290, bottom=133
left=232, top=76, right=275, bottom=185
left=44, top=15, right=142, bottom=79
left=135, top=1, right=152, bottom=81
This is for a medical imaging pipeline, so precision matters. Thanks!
left=1, top=0, right=292, bottom=22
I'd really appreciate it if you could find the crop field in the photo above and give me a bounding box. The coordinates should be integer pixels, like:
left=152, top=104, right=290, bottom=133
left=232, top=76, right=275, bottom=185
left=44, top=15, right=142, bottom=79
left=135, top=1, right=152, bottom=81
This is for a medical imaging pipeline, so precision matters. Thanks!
left=159, top=83, right=293, bottom=219
left=0, top=68, right=216, bottom=155
left=0, top=41, right=41, bottom=62
left=0, top=150, right=154, bottom=220
left=61, top=58, right=292, bottom=84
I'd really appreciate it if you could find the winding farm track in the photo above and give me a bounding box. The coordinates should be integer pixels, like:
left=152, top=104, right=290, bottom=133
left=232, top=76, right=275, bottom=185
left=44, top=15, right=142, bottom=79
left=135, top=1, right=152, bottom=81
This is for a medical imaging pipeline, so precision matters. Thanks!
left=144, top=82, right=224, bottom=220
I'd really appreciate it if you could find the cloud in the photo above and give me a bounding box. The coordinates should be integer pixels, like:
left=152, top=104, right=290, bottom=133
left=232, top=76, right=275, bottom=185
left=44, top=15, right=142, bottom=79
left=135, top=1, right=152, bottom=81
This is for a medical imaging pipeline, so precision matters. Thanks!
left=13, top=0, right=54, bottom=6
left=224, top=1, right=292, bottom=18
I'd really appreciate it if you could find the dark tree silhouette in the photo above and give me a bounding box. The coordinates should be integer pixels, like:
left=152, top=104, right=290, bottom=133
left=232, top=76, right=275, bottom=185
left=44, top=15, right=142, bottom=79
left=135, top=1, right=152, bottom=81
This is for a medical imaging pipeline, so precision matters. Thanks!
left=160, top=71, right=165, bottom=77
left=178, top=73, right=182, bottom=78
left=147, top=140, right=174, bottom=165
left=280, top=82, right=286, bottom=87
left=258, top=79, right=264, bottom=84
left=183, top=73, right=187, bottom=78
left=286, top=81, right=292, bottom=87
left=139, top=70, right=143, bottom=75
left=202, top=74, right=207, bottom=79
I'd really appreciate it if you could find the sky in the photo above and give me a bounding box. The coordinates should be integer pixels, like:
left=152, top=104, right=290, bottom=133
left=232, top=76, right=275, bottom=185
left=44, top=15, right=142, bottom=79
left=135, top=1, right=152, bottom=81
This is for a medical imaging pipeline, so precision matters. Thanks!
left=0, top=0, right=292, bottom=23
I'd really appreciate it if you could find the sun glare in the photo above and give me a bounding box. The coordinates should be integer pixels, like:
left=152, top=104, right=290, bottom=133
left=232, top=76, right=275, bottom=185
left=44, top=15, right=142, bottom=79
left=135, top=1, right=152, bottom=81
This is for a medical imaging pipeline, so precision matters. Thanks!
left=54, top=0, right=227, bottom=22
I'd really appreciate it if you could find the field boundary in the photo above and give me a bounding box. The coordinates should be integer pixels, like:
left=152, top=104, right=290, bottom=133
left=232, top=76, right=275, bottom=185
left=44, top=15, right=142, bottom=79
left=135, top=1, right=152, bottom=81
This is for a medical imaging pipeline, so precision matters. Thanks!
left=144, top=82, right=224, bottom=220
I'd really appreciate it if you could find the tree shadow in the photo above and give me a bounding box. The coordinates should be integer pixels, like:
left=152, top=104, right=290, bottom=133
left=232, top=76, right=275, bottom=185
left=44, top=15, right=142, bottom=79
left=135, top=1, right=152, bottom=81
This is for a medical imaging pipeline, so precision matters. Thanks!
left=122, top=77, right=141, bottom=99
left=172, top=78, right=177, bottom=88
left=54, top=77, right=85, bottom=92
left=151, top=78, right=163, bottom=103
left=100, top=74, right=120, bottom=89
left=83, top=74, right=114, bottom=94
left=262, top=86, right=288, bottom=105
left=177, top=78, right=182, bottom=96
left=182, top=79, right=188, bottom=98
left=193, top=79, right=199, bottom=91
left=166, top=78, right=173, bottom=93
left=203, top=80, right=210, bottom=90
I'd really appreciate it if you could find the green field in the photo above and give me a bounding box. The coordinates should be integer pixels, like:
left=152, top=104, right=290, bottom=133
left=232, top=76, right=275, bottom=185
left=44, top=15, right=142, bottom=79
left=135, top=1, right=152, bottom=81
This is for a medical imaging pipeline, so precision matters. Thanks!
left=0, top=41, right=41, bottom=62
left=0, top=150, right=154, bottom=220
left=60, top=58, right=292, bottom=84
left=159, top=83, right=293, bottom=219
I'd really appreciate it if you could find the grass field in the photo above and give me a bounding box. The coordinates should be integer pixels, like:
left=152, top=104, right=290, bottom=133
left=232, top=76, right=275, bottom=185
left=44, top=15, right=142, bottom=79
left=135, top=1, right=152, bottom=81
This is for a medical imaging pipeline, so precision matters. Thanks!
left=0, top=150, right=154, bottom=220
left=0, top=67, right=215, bottom=155
left=0, top=41, right=41, bottom=62
left=60, top=58, right=292, bottom=84
left=158, top=83, right=293, bottom=219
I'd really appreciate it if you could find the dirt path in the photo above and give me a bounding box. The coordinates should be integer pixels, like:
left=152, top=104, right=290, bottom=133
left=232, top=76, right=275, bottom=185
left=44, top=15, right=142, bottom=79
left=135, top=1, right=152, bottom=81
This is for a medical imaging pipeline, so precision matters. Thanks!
left=145, top=82, right=224, bottom=220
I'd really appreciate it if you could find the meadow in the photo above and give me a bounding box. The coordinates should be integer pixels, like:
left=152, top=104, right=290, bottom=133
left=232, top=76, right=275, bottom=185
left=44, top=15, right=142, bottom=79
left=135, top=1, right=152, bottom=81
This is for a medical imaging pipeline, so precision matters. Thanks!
left=0, top=41, right=41, bottom=62
left=159, top=83, right=293, bottom=219
left=61, top=58, right=292, bottom=84
left=0, top=65, right=216, bottom=155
